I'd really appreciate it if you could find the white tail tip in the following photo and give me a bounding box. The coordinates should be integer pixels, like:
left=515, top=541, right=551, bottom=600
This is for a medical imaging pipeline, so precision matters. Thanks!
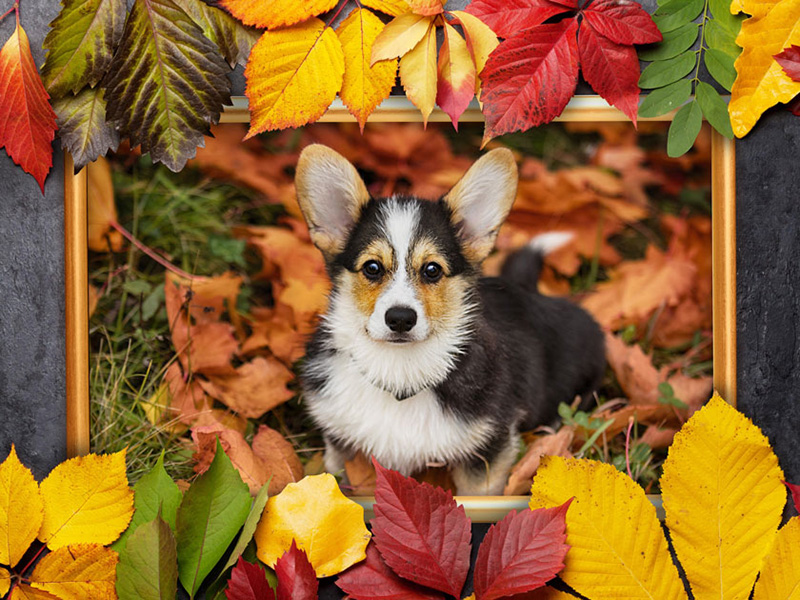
left=528, top=232, right=574, bottom=255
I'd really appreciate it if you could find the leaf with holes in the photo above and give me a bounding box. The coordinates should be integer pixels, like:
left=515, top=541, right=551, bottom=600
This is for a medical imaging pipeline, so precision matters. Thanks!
left=276, top=541, right=318, bottom=600
left=53, top=86, right=119, bottom=171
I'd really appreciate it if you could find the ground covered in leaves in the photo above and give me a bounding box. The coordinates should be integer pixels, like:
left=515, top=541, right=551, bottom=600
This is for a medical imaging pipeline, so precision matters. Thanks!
left=88, top=120, right=713, bottom=495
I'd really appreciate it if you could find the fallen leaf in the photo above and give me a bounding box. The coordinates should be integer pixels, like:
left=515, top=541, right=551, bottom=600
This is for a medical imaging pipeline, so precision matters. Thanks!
left=344, top=452, right=377, bottom=495
left=504, top=427, right=575, bottom=495
left=216, top=0, right=337, bottom=29
left=163, top=362, right=213, bottom=426
left=225, top=557, right=275, bottom=600
left=276, top=541, right=318, bottom=600
left=251, top=425, right=304, bottom=495
left=0, top=445, right=44, bottom=568
left=30, top=544, right=118, bottom=600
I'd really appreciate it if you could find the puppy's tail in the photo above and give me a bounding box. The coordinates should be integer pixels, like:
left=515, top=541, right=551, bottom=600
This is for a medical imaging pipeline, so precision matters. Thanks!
left=499, top=232, right=573, bottom=292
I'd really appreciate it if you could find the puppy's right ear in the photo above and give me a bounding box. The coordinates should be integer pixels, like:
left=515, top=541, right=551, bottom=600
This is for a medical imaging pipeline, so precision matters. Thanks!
left=295, top=144, right=370, bottom=258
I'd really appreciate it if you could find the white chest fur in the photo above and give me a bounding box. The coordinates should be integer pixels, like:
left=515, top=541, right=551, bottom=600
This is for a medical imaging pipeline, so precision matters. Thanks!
left=304, top=352, right=495, bottom=475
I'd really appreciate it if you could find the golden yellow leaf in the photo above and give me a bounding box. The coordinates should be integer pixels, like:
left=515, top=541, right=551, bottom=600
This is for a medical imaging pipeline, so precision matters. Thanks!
left=661, top=393, right=785, bottom=600
left=530, top=456, right=688, bottom=600
left=0, top=445, right=43, bottom=568
left=245, top=19, right=344, bottom=137
left=407, top=0, right=445, bottom=16
left=0, top=567, right=9, bottom=596
left=753, top=517, right=800, bottom=600
left=371, top=13, right=434, bottom=63
left=218, top=0, right=337, bottom=29
left=732, top=0, right=780, bottom=19
left=361, top=0, right=411, bottom=17
left=30, top=544, right=118, bottom=600
left=449, top=10, right=498, bottom=94
left=254, top=473, right=370, bottom=577
left=729, top=0, right=800, bottom=137
left=38, top=450, right=134, bottom=549
left=399, top=22, right=437, bottom=125
left=337, top=7, right=398, bottom=131
left=10, top=584, right=60, bottom=600
left=87, top=156, right=123, bottom=252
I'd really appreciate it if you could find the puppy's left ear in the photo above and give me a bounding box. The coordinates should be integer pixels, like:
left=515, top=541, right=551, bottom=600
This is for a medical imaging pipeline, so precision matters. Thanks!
left=443, top=148, right=518, bottom=262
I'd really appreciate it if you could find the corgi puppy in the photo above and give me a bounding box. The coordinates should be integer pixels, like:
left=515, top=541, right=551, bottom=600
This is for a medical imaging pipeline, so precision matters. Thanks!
left=295, top=144, right=605, bottom=495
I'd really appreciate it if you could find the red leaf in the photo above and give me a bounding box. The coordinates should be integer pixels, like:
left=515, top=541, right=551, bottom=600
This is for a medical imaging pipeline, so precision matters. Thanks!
left=0, top=18, right=57, bottom=192
left=480, top=19, right=580, bottom=141
left=775, top=45, right=800, bottom=82
left=226, top=557, right=276, bottom=600
left=473, top=502, right=572, bottom=600
left=583, top=0, right=662, bottom=45
left=785, top=480, right=800, bottom=513
left=276, top=541, right=319, bottom=600
left=437, top=22, right=476, bottom=128
left=578, top=22, right=641, bottom=125
left=465, top=0, right=571, bottom=38
left=337, top=543, right=445, bottom=600
left=370, top=460, right=472, bottom=598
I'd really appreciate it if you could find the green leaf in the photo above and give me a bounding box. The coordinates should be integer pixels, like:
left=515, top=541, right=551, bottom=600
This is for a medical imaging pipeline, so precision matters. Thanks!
left=639, top=79, right=692, bottom=117
left=639, top=53, right=696, bottom=88
left=209, top=236, right=246, bottom=267
left=172, top=0, right=259, bottom=68
left=708, top=0, right=745, bottom=34
left=653, top=0, right=704, bottom=34
left=176, top=439, right=252, bottom=598
left=103, top=0, right=232, bottom=172
left=116, top=515, right=178, bottom=600
left=704, top=47, right=737, bottom=91
left=639, top=22, right=699, bottom=62
left=667, top=99, right=703, bottom=157
left=42, top=0, right=127, bottom=97
left=696, top=81, right=734, bottom=138
left=52, top=86, right=120, bottom=171
left=123, top=280, right=153, bottom=296
left=113, top=452, right=182, bottom=552
left=705, top=20, right=742, bottom=60
left=142, top=283, right=165, bottom=321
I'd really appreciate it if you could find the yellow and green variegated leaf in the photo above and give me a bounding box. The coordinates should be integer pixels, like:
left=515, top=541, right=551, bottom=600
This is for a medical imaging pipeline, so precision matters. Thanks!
left=103, top=0, right=231, bottom=172
left=530, top=456, right=688, bottom=600
left=42, top=0, right=126, bottom=97
left=172, top=0, right=259, bottom=68
left=661, top=394, right=785, bottom=600
left=753, top=517, right=800, bottom=600
left=53, top=86, right=119, bottom=171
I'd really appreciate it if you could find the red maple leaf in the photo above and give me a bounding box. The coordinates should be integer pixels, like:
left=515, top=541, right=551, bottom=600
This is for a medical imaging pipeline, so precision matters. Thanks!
left=472, top=502, right=572, bottom=600
left=276, top=541, right=319, bottom=600
left=785, top=480, right=800, bottom=514
left=370, top=459, right=472, bottom=599
left=0, top=15, right=57, bottom=192
left=337, top=543, right=445, bottom=600
left=775, top=45, right=800, bottom=82
left=226, top=557, right=276, bottom=600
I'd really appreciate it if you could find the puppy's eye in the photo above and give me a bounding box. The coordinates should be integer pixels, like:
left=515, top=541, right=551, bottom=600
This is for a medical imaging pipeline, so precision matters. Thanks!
left=362, top=260, right=384, bottom=281
left=422, top=262, right=443, bottom=282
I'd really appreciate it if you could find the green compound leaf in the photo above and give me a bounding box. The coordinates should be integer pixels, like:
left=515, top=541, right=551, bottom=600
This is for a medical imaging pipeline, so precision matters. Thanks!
left=639, top=52, right=696, bottom=88
left=709, top=0, right=745, bottom=35
left=116, top=515, right=178, bottom=600
left=705, top=20, right=741, bottom=59
left=639, top=79, right=692, bottom=117
left=176, top=439, right=252, bottom=598
left=696, top=80, right=733, bottom=138
left=53, top=86, right=119, bottom=171
left=42, top=0, right=127, bottom=97
left=172, top=0, right=259, bottom=68
left=653, top=0, right=704, bottom=34
left=704, top=47, right=737, bottom=91
left=103, top=0, right=232, bottom=172
left=639, top=22, right=699, bottom=62
left=667, top=99, right=703, bottom=157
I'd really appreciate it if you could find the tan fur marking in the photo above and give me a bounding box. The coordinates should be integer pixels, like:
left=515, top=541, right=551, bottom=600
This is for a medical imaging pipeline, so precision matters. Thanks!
left=409, top=240, right=470, bottom=331
left=351, top=240, right=394, bottom=318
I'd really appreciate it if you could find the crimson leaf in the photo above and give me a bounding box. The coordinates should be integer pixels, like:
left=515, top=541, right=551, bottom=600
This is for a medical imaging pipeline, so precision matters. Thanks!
left=226, top=557, right=275, bottom=600
left=775, top=45, right=800, bottom=82
left=583, top=0, right=662, bottom=45
left=276, top=541, right=318, bottom=600
left=371, top=460, right=472, bottom=599
left=464, top=0, right=570, bottom=38
left=785, top=480, right=800, bottom=513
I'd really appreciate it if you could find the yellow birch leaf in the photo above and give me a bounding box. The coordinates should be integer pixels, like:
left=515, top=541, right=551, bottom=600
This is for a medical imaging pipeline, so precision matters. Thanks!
left=337, top=7, right=398, bottom=132
left=529, top=456, right=688, bottom=600
left=30, top=544, right=118, bottom=600
left=449, top=11, right=499, bottom=95
left=0, top=567, right=9, bottom=596
left=38, top=450, right=134, bottom=549
left=753, top=517, right=800, bottom=600
left=729, top=0, right=800, bottom=137
left=217, top=0, right=337, bottom=29
left=254, top=473, right=370, bottom=578
left=87, top=156, right=123, bottom=253
left=245, top=19, right=344, bottom=137
left=0, top=445, right=43, bottom=568
left=9, top=584, right=60, bottom=600
left=660, top=394, right=785, bottom=600
left=371, top=13, right=434, bottom=64
left=399, top=22, right=438, bottom=125
left=361, top=0, right=411, bottom=17
left=731, top=0, right=780, bottom=19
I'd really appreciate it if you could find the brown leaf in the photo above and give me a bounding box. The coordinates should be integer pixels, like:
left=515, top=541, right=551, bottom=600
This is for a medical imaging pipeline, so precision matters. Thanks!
left=504, top=427, right=575, bottom=495
left=163, top=362, right=213, bottom=425
left=87, top=156, right=123, bottom=252
left=344, top=452, right=377, bottom=495
left=639, top=426, right=677, bottom=449
left=192, top=424, right=269, bottom=494
left=251, top=425, right=304, bottom=495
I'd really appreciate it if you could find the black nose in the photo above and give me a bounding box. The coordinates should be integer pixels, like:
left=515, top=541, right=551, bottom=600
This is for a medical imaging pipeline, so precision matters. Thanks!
left=385, top=306, right=417, bottom=333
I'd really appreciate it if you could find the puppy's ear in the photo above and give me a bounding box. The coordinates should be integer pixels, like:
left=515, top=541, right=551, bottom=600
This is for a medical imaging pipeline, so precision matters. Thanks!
left=443, top=148, right=518, bottom=262
left=295, top=144, right=371, bottom=257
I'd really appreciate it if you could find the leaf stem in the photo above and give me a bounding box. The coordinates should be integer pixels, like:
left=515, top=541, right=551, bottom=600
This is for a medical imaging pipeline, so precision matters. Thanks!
left=18, top=542, right=47, bottom=578
left=0, top=2, right=18, bottom=24
left=691, top=0, right=711, bottom=88
left=109, top=219, right=200, bottom=281
left=325, top=0, right=351, bottom=29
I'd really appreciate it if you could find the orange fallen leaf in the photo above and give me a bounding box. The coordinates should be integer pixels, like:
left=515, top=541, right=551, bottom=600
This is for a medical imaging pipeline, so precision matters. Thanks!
left=87, top=156, right=123, bottom=252
left=344, top=452, right=377, bottom=495
left=251, top=425, right=304, bottom=495
left=504, top=426, right=575, bottom=495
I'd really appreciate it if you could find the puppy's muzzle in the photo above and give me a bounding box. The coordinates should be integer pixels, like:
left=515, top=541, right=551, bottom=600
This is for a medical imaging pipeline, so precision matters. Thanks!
left=385, top=306, right=417, bottom=334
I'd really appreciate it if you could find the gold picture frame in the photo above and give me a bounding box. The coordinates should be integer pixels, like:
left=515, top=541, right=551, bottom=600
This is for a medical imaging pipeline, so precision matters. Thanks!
left=63, top=95, right=736, bottom=518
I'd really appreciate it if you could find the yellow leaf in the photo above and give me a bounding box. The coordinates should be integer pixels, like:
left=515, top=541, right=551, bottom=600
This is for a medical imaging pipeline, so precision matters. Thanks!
left=9, top=584, right=60, bottom=600
left=729, top=0, right=800, bottom=137
left=371, top=13, right=434, bottom=64
left=661, top=393, right=785, bottom=600
left=87, top=156, right=123, bottom=253
left=530, top=456, right=688, bottom=600
left=449, top=11, right=499, bottom=94
left=245, top=19, right=344, bottom=137
left=753, top=517, right=800, bottom=600
left=337, top=7, right=398, bottom=131
left=30, top=544, right=118, bottom=600
left=407, top=0, right=445, bottom=16
left=399, top=22, right=438, bottom=125
left=38, top=450, right=134, bottom=549
left=217, top=0, right=337, bottom=29
left=731, top=0, right=780, bottom=19
left=0, top=567, right=9, bottom=596
left=0, top=445, right=43, bottom=567
left=361, top=0, right=411, bottom=17
left=254, top=473, right=370, bottom=577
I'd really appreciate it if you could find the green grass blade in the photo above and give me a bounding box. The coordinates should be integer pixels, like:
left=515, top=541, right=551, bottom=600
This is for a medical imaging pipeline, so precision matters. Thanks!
left=696, top=81, right=734, bottom=138
left=639, top=79, right=692, bottom=117
left=639, top=53, right=696, bottom=89
left=117, top=515, right=178, bottom=600
left=667, top=100, right=703, bottom=157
